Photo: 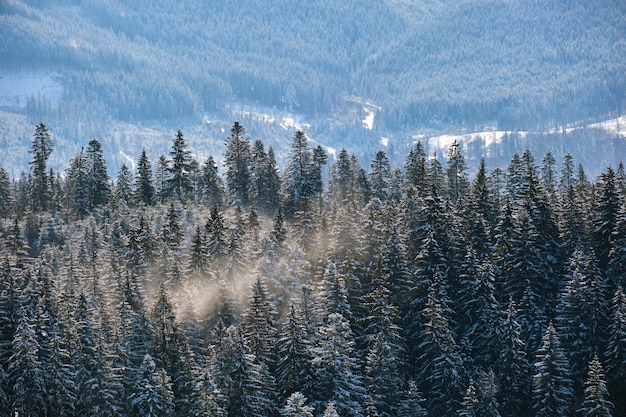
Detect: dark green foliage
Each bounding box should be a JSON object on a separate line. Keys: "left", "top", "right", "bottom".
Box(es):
{"left": 29, "top": 122, "right": 53, "bottom": 212}
{"left": 224, "top": 122, "right": 251, "bottom": 208}
{"left": 166, "top": 130, "right": 195, "bottom": 203}
{"left": 135, "top": 149, "right": 156, "bottom": 206}
{"left": 578, "top": 354, "right": 614, "bottom": 417}
{"left": 532, "top": 323, "right": 575, "bottom": 417}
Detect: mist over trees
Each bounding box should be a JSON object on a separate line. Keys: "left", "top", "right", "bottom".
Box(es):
{"left": 0, "top": 121, "right": 625, "bottom": 416}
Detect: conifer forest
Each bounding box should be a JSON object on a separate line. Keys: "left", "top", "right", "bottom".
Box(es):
{"left": 0, "top": 121, "right": 624, "bottom": 417}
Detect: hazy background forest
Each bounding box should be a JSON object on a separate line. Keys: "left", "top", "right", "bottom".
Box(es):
{"left": 1, "top": 0, "right": 626, "bottom": 178}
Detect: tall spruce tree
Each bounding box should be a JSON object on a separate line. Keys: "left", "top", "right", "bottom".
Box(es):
{"left": 605, "top": 286, "right": 626, "bottom": 415}
{"left": 167, "top": 130, "right": 194, "bottom": 203}
{"left": 29, "top": 122, "right": 53, "bottom": 212}
{"left": 578, "top": 354, "right": 614, "bottom": 417}
{"left": 224, "top": 121, "right": 252, "bottom": 208}
{"left": 85, "top": 138, "right": 111, "bottom": 210}
{"left": 532, "top": 323, "right": 575, "bottom": 417}
{"left": 135, "top": 149, "right": 156, "bottom": 206}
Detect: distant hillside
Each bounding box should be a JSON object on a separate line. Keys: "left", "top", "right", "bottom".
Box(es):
{"left": 0, "top": 0, "right": 625, "bottom": 175}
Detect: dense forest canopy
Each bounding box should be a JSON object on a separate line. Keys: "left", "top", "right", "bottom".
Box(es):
{"left": 0, "top": 121, "right": 625, "bottom": 415}
{"left": 1, "top": 0, "right": 626, "bottom": 176}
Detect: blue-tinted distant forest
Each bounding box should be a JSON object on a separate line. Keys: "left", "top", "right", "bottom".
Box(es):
{"left": 1, "top": 0, "right": 626, "bottom": 176}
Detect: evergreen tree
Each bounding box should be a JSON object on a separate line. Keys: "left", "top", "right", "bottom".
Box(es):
{"left": 0, "top": 167, "right": 12, "bottom": 218}
{"left": 532, "top": 322, "right": 575, "bottom": 417}
{"left": 396, "top": 379, "right": 428, "bottom": 417}
{"left": 135, "top": 149, "right": 155, "bottom": 206}
{"left": 199, "top": 155, "right": 225, "bottom": 209}
{"left": 446, "top": 140, "right": 469, "bottom": 205}
{"left": 369, "top": 149, "right": 392, "bottom": 202}
{"left": 114, "top": 163, "right": 134, "bottom": 209}
{"left": 188, "top": 225, "right": 208, "bottom": 278}
{"left": 540, "top": 150, "right": 557, "bottom": 203}
{"left": 131, "top": 353, "right": 174, "bottom": 417}
{"left": 9, "top": 306, "right": 46, "bottom": 417}
{"left": 281, "top": 392, "right": 314, "bottom": 417}
{"left": 311, "top": 311, "right": 366, "bottom": 417}
{"left": 495, "top": 298, "right": 531, "bottom": 417}
{"left": 417, "top": 287, "right": 465, "bottom": 417}
{"left": 224, "top": 121, "right": 252, "bottom": 207}
{"left": 557, "top": 248, "right": 609, "bottom": 393}
{"left": 594, "top": 167, "right": 622, "bottom": 275}
{"left": 154, "top": 154, "right": 170, "bottom": 204}
{"left": 607, "top": 199, "right": 626, "bottom": 296}
{"left": 64, "top": 148, "right": 90, "bottom": 217}
{"left": 85, "top": 138, "right": 111, "bottom": 210}
{"left": 605, "top": 286, "right": 626, "bottom": 415}
{"left": 404, "top": 141, "right": 428, "bottom": 195}
{"left": 578, "top": 354, "right": 614, "bottom": 417}
{"left": 458, "top": 378, "right": 479, "bottom": 417}
{"left": 29, "top": 121, "right": 53, "bottom": 212}
{"left": 210, "top": 325, "right": 268, "bottom": 417}
{"left": 283, "top": 129, "right": 322, "bottom": 217}
{"left": 276, "top": 303, "right": 315, "bottom": 404}
{"left": 167, "top": 129, "right": 194, "bottom": 203}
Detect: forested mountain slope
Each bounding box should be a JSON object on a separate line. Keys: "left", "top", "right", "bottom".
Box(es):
{"left": 1, "top": 0, "right": 625, "bottom": 175}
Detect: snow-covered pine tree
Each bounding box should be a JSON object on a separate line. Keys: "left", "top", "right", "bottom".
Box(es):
{"left": 280, "top": 392, "right": 314, "bottom": 417}
{"left": 532, "top": 322, "right": 575, "bottom": 417}
{"left": 605, "top": 286, "right": 626, "bottom": 415}
{"left": 131, "top": 353, "right": 174, "bottom": 416}
{"left": 578, "top": 354, "right": 614, "bottom": 417}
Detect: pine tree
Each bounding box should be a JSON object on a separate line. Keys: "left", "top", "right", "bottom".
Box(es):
{"left": 578, "top": 354, "right": 614, "bottom": 417}
{"left": 607, "top": 199, "right": 626, "bottom": 296}
{"left": 283, "top": 129, "right": 320, "bottom": 217}
{"left": 210, "top": 325, "right": 268, "bottom": 416}
{"left": 446, "top": 140, "right": 469, "bottom": 205}
{"left": 369, "top": 149, "right": 392, "bottom": 202}
{"left": 154, "top": 154, "right": 170, "bottom": 204}
{"left": 496, "top": 298, "right": 531, "bottom": 417}
{"left": 281, "top": 392, "right": 314, "bottom": 417}
{"left": 224, "top": 121, "right": 252, "bottom": 207}
{"left": 85, "top": 138, "right": 111, "bottom": 210}
{"left": 396, "top": 379, "right": 428, "bottom": 417}
{"left": 594, "top": 167, "right": 622, "bottom": 275}
{"left": 276, "top": 302, "right": 315, "bottom": 404}
{"left": 114, "top": 163, "right": 134, "bottom": 209}
{"left": 199, "top": 155, "right": 225, "bottom": 209}
{"left": 557, "top": 248, "right": 609, "bottom": 394}
{"left": 311, "top": 311, "right": 366, "bottom": 417}
{"left": 29, "top": 121, "right": 53, "bottom": 212}
{"left": 417, "top": 287, "right": 465, "bottom": 417}
{"left": 540, "top": 150, "right": 557, "bottom": 203}
{"left": 205, "top": 205, "right": 229, "bottom": 278}
{"left": 135, "top": 149, "right": 156, "bottom": 206}
{"left": 605, "top": 286, "right": 626, "bottom": 415}
{"left": 404, "top": 141, "right": 428, "bottom": 196}
{"left": 188, "top": 225, "right": 208, "bottom": 278}
{"left": 532, "top": 322, "right": 575, "bottom": 417}
{"left": 131, "top": 353, "right": 174, "bottom": 417}
{"left": 9, "top": 306, "right": 46, "bottom": 417}
{"left": 167, "top": 130, "right": 194, "bottom": 203}
{"left": 458, "top": 378, "right": 479, "bottom": 417}
{"left": 0, "top": 167, "right": 12, "bottom": 218}
{"left": 64, "top": 148, "right": 90, "bottom": 218}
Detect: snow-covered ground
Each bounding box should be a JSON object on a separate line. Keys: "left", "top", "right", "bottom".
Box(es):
{"left": 0, "top": 71, "right": 64, "bottom": 107}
